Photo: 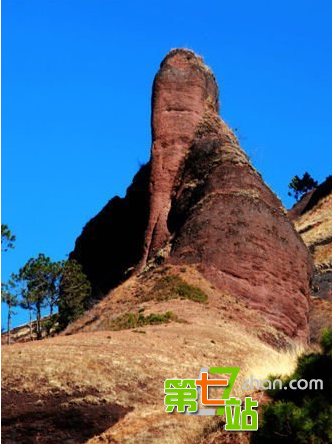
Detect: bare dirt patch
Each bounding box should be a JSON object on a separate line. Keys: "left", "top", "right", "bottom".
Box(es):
{"left": 2, "top": 389, "right": 131, "bottom": 444}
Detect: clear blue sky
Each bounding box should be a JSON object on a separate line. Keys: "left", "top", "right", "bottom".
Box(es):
{"left": 2, "top": 0, "right": 332, "bottom": 327}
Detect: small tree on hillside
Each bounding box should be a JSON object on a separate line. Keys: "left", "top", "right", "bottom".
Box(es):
{"left": 45, "top": 260, "right": 62, "bottom": 316}
{"left": 17, "top": 254, "right": 55, "bottom": 339}
{"left": 19, "top": 286, "right": 34, "bottom": 341}
{"left": 1, "top": 224, "right": 15, "bottom": 252}
{"left": 10, "top": 271, "right": 34, "bottom": 340}
{"left": 288, "top": 172, "right": 318, "bottom": 202}
{"left": 1, "top": 281, "right": 18, "bottom": 345}
{"left": 9, "top": 256, "right": 91, "bottom": 338}
{"left": 57, "top": 259, "right": 91, "bottom": 330}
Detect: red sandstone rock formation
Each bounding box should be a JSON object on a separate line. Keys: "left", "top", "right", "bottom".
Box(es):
{"left": 140, "top": 49, "right": 219, "bottom": 265}
{"left": 72, "top": 49, "right": 313, "bottom": 340}
{"left": 291, "top": 176, "right": 332, "bottom": 302}
{"left": 167, "top": 112, "right": 312, "bottom": 339}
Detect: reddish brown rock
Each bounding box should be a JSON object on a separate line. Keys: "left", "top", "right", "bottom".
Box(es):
{"left": 71, "top": 49, "right": 313, "bottom": 340}
{"left": 140, "top": 49, "right": 219, "bottom": 265}
{"left": 144, "top": 49, "right": 312, "bottom": 340}
{"left": 292, "top": 176, "right": 332, "bottom": 302}
{"left": 167, "top": 111, "right": 312, "bottom": 339}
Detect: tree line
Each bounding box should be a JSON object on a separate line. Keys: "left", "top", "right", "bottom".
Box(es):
{"left": 1, "top": 224, "right": 91, "bottom": 344}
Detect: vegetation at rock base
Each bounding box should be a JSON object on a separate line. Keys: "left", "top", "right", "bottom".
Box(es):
{"left": 252, "top": 328, "right": 332, "bottom": 444}
{"left": 144, "top": 274, "right": 208, "bottom": 303}
{"left": 107, "top": 310, "right": 181, "bottom": 331}
{"left": 288, "top": 172, "right": 318, "bottom": 202}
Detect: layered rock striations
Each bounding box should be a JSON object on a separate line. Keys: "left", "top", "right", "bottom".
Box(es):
{"left": 292, "top": 176, "right": 332, "bottom": 301}
{"left": 71, "top": 49, "right": 312, "bottom": 339}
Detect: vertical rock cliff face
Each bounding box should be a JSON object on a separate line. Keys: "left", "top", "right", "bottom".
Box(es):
{"left": 70, "top": 163, "right": 151, "bottom": 299}
{"left": 141, "top": 50, "right": 219, "bottom": 264}
{"left": 71, "top": 49, "right": 312, "bottom": 339}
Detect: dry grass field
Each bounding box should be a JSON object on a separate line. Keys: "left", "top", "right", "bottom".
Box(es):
{"left": 2, "top": 265, "right": 308, "bottom": 444}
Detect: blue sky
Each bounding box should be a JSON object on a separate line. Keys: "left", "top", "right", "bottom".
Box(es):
{"left": 2, "top": 0, "right": 332, "bottom": 327}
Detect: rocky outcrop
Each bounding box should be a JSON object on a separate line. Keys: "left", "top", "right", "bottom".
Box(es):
{"left": 167, "top": 118, "right": 312, "bottom": 339}
{"left": 292, "top": 176, "right": 332, "bottom": 301}
{"left": 140, "top": 49, "right": 219, "bottom": 265}
{"left": 291, "top": 177, "right": 332, "bottom": 341}
{"left": 71, "top": 49, "right": 312, "bottom": 339}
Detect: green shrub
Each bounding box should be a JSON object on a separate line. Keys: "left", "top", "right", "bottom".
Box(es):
{"left": 252, "top": 328, "right": 332, "bottom": 444}
{"left": 321, "top": 328, "right": 332, "bottom": 356}
{"left": 41, "top": 314, "right": 59, "bottom": 336}
{"left": 175, "top": 281, "right": 207, "bottom": 302}
{"left": 147, "top": 275, "right": 208, "bottom": 303}
{"left": 108, "top": 310, "right": 180, "bottom": 331}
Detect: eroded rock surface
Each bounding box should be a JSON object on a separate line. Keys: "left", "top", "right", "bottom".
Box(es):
{"left": 71, "top": 49, "right": 312, "bottom": 339}
{"left": 292, "top": 176, "right": 332, "bottom": 301}
{"left": 141, "top": 49, "right": 219, "bottom": 264}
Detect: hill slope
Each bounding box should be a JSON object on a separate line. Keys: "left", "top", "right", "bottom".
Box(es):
{"left": 2, "top": 265, "right": 303, "bottom": 444}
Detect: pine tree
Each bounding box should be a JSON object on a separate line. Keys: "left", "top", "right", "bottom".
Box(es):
{"left": 17, "top": 254, "right": 55, "bottom": 339}
{"left": 57, "top": 259, "right": 91, "bottom": 329}
{"left": 288, "top": 172, "right": 318, "bottom": 201}
{"left": 1, "top": 280, "right": 18, "bottom": 345}
{"left": 45, "top": 261, "right": 62, "bottom": 316}
{"left": 1, "top": 224, "right": 15, "bottom": 252}
{"left": 19, "top": 287, "right": 34, "bottom": 341}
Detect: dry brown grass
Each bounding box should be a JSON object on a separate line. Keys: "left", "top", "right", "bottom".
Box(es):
{"left": 309, "top": 297, "right": 332, "bottom": 342}
{"left": 3, "top": 325, "right": 299, "bottom": 444}
{"left": 314, "top": 243, "right": 332, "bottom": 270}
{"left": 249, "top": 342, "right": 307, "bottom": 381}
{"left": 64, "top": 265, "right": 292, "bottom": 346}
{"left": 295, "top": 194, "right": 332, "bottom": 268}
{"left": 2, "top": 265, "right": 307, "bottom": 443}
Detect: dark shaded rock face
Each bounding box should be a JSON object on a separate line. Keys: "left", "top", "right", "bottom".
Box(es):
{"left": 290, "top": 176, "right": 332, "bottom": 302}
{"left": 70, "top": 163, "right": 151, "bottom": 300}
{"left": 71, "top": 49, "right": 312, "bottom": 339}
{"left": 304, "top": 175, "right": 332, "bottom": 214}
{"left": 312, "top": 271, "right": 332, "bottom": 300}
